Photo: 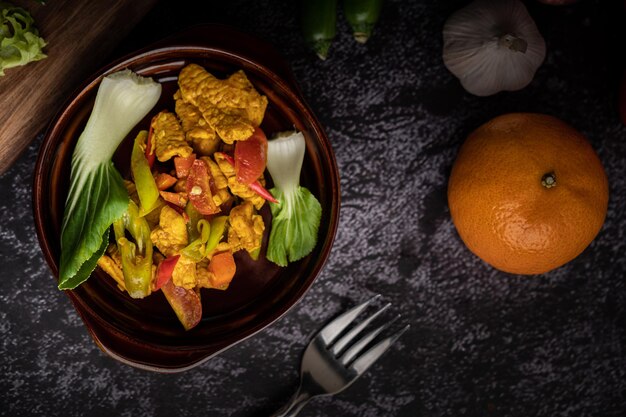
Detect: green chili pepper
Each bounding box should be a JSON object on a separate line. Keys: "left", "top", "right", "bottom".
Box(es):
{"left": 181, "top": 216, "right": 228, "bottom": 262}
{"left": 113, "top": 215, "right": 126, "bottom": 245}
{"left": 206, "top": 216, "right": 228, "bottom": 254}
{"left": 301, "top": 0, "right": 337, "bottom": 60}
{"left": 182, "top": 219, "right": 211, "bottom": 262}
{"left": 131, "top": 130, "right": 159, "bottom": 216}
{"left": 114, "top": 201, "right": 153, "bottom": 298}
{"left": 185, "top": 202, "right": 205, "bottom": 242}
{"left": 344, "top": 0, "right": 384, "bottom": 44}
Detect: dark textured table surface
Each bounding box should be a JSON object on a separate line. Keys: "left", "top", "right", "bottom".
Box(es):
{"left": 2, "top": 1, "right": 626, "bottom": 416}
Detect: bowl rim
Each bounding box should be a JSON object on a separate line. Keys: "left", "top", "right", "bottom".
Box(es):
{"left": 32, "top": 24, "right": 341, "bottom": 372}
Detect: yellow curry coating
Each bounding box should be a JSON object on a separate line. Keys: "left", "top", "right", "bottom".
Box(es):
{"left": 196, "top": 253, "right": 232, "bottom": 290}
{"left": 151, "top": 111, "right": 193, "bottom": 162}
{"left": 195, "top": 263, "right": 213, "bottom": 289}
{"left": 178, "top": 64, "right": 268, "bottom": 144}
{"left": 227, "top": 201, "right": 264, "bottom": 254}
{"left": 97, "top": 253, "right": 125, "bottom": 290}
{"left": 174, "top": 89, "right": 202, "bottom": 131}
{"left": 223, "top": 70, "right": 266, "bottom": 126}
{"left": 174, "top": 90, "right": 221, "bottom": 156}
{"left": 172, "top": 253, "right": 197, "bottom": 289}
{"left": 214, "top": 152, "right": 265, "bottom": 210}
{"left": 150, "top": 205, "right": 188, "bottom": 257}
{"left": 201, "top": 156, "right": 231, "bottom": 207}
{"left": 190, "top": 128, "right": 221, "bottom": 156}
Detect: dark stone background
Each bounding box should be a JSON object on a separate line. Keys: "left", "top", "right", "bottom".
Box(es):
{"left": 1, "top": 0, "right": 625, "bottom": 416}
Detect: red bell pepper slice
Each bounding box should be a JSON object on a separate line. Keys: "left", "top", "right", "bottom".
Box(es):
{"left": 154, "top": 254, "right": 180, "bottom": 291}
{"left": 220, "top": 152, "right": 236, "bottom": 166}
{"left": 249, "top": 181, "right": 278, "bottom": 203}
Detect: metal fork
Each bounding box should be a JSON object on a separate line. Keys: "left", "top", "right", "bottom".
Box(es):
{"left": 272, "top": 295, "right": 410, "bottom": 417}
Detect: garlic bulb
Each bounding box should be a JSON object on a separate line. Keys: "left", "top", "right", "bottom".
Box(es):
{"left": 443, "top": 0, "right": 546, "bottom": 96}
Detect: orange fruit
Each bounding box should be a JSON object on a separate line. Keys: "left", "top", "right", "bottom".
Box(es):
{"left": 447, "top": 113, "right": 609, "bottom": 275}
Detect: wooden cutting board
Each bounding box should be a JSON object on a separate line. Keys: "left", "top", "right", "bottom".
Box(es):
{"left": 0, "top": 0, "right": 158, "bottom": 174}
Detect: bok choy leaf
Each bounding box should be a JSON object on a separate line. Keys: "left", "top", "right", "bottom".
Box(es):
{"left": 266, "top": 131, "right": 322, "bottom": 266}
{"left": 58, "top": 70, "right": 161, "bottom": 290}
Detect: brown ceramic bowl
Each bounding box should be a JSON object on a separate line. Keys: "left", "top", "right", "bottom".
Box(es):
{"left": 33, "top": 25, "right": 340, "bottom": 372}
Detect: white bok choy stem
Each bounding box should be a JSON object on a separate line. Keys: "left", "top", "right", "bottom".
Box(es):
{"left": 58, "top": 70, "right": 161, "bottom": 290}
{"left": 266, "top": 131, "right": 322, "bottom": 267}
{"left": 266, "top": 131, "right": 306, "bottom": 192}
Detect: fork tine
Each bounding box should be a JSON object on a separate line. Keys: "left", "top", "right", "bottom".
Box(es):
{"left": 330, "top": 303, "right": 391, "bottom": 356}
{"left": 349, "top": 324, "right": 410, "bottom": 375}
{"left": 339, "top": 315, "right": 400, "bottom": 366}
{"left": 319, "top": 294, "right": 381, "bottom": 346}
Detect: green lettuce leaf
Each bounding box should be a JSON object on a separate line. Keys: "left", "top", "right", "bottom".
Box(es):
{"left": 0, "top": 1, "right": 46, "bottom": 76}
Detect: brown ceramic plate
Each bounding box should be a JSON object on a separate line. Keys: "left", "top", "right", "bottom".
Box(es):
{"left": 33, "top": 25, "right": 340, "bottom": 372}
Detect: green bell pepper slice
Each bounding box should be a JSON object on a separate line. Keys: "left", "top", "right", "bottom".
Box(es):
{"left": 185, "top": 202, "right": 205, "bottom": 242}
{"left": 181, "top": 219, "right": 211, "bottom": 262}
{"left": 206, "top": 216, "right": 228, "bottom": 253}
{"left": 181, "top": 215, "right": 228, "bottom": 262}
{"left": 131, "top": 130, "right": 159, "bottom": 216}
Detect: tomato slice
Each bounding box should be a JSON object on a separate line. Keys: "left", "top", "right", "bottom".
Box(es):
{"left": 174, "top": 154, "right": 196, "bottom": 178}
{"left": 218, "top": 151, "right": 278, "bottom": 203}
{"left": 235, "top": 127, "right": 268, "bottom": 184}
{"left": 159, "top": 191, "right": 188, "bottom": 208}
{"left": 154, "top": 172, "right": 178, "bottom": 191}
{"left": 154, "top": 255, "right": 180, "bottom": 291}
{"left": 186, "top": 159, "right": 219, "bottom": 215}
{"left": 161, "top": 278, "right": 202, "bottom": 330}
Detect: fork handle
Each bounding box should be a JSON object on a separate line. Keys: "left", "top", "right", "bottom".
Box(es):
{"left": 272, "top": 389, "right": 312, "bottom": 417}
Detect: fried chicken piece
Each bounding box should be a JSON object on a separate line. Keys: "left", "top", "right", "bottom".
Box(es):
{"left": 171, "top": 253, "right": 197, "bottom": 289}
{"left": 177, "top": 64, "right": 267, "bottom": 144}
{"left": 227, "top": 201, "right": 264, "bottom": 254}
{"left": 224, "top": 71, "right": 266, "bottom": 126}
{"left": 151, "top": 111, "right": 193, "bottom": 162}
{"left": 200, "top": 156, "right": 232, "bottom": 207}
{"left": 214, "top": 152, "right": 265, "bottom": 210}
{"left": 150, "top": 205, "right": 188, "bottom": 257}
{"left": 174, "top": 90, "right": 221, "bottom": 156}
{"left": 98, "top": 255, "right": 125, "bottom": 290}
